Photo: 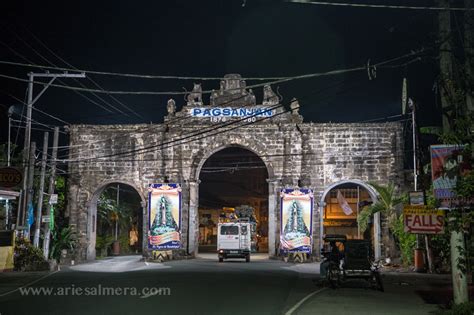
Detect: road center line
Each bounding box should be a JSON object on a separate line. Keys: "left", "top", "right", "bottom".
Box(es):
{"left": 0, "top": 270, "right": 59, "bottom": 297}
{"left": 284, "top": 287, "right": 327, "bottom": 315}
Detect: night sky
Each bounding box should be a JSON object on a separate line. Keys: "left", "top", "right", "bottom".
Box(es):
{"left": 0, "top": 0, "right": 453, "bottom": 147}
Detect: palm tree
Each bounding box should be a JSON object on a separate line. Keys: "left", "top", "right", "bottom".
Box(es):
{"left": 357, "top": 183, "right": 404, "bottom": 233}
{"left": 97, "top": 195, "right": 131, "bottom": 241}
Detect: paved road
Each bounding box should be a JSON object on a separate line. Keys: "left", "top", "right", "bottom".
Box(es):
{"left": 0, "top": 255, "right": 447, "bottom": 315}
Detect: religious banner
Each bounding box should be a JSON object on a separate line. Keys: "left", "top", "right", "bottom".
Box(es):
{"left": 148, "top": 183, "right": 182, "bottom": 250}
{"left": 280, "top": 188, "right": 313, "bottom": 253}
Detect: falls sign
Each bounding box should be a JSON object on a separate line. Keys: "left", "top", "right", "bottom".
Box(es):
{"left": 403, "top": 205, "right": 445, "bottom": 234}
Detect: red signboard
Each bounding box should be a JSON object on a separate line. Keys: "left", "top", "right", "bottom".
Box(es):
{"left": 403, "top": 205, "right": 445, "bottom": 234}
{"left": 0, "top": 167, "right": 23, "bottom": 188}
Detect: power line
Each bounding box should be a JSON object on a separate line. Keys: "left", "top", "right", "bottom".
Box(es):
{"left": 23, "top": 27, "right": 144, "bottom": 120}
{"left": 7, "top": 27, "right": 135, "bottom": 118}
{"left": 61, "top": 56, "right": 412, "bottom": 162}
{"left": 59, "top": 77, "right": 351, "bottom": 158}
{"left": 52, "top": 64, "right": 365, "bottom": 158}
{"left": 1, "top": 89, "right": 72, "bottom": 125}
{"left": 0, "top": 66, "right": 364, "bottom": 95}
{"left": 0, "top": 48, "right": 424, "bottom": 95}
{"left": 287, "top": 0, "right": 474, "bottom": 11}
{"left": 62, "top": 83, "right": 407, "bottom": 164}
{"left": 53, "top": 152, "right": 409, "bottom": 176}
{"left": 54, "top": 90, "right": 268, "bottom": 156}
{"left": 0, "top": 39, "right": 124, "bottom": 116}
{"left": 0, "top": 60, "right": 289, "bottom": 81}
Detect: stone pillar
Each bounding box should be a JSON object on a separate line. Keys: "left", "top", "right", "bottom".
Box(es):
{"left": 374, "top": 212, "right": 381, "bottom": 260}
{"left": 267, "top": 178, "right": 280, "bottom": 257}
{"left": 282, "top": 130, "right": 293, "bottom": 186}
{"left": 141, "top": 200, "right": 148, "bottom": 257}
{"left": 188, "top": 180, "right": 200, "bottom": 256}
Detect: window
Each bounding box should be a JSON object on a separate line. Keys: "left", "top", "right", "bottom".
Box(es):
{"left": 220, "top": 225, "right": 239, "bottom": 235}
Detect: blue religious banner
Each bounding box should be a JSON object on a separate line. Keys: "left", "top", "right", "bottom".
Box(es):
{"left": 280, "top": 188, "right": 313, "bottom": 253}
{"left": 148, "top": 183, "right": 182, "bottom": 250}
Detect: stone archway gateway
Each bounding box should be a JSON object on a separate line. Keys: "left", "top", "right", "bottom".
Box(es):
{"left": 319, "top": 179, "right": 381, "bottom": 259}
{"left": 84, "top": 180, "right": 147, "bottom": 260}
{"left": 192, "top": 145, "right": 271, "bottom": 255}
{"left": 67, "top": 74, "right": 404, "bottom": 261}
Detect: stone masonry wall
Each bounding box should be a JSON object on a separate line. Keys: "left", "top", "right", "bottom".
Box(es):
{"left": 67, "top": 117, "right": 403, "bottom": 261}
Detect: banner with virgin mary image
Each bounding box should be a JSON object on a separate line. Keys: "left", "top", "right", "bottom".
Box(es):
{"left": 148, "top": 183, "right": 182, "bottom": 250}
{"left": 280, "top": 188, "right": 313, "bottom": 253}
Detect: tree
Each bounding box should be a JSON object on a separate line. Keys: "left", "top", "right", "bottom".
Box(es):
{"left": 97, "top": 192, "right": 131, "bottom": 241}
{"left": 357, "top": 183, "right": 404, "bottom": 233}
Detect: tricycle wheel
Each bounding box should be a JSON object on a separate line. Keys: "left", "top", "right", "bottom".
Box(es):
{"left": 375, "top": 272, "right": 384, "bottom": 292}
{"left": 327, "top": 264, "right": 340, "bottom": 289}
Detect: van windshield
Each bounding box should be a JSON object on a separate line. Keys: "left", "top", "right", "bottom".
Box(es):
{"left": 220, "top": 226, "right": 239, "bottom": 235}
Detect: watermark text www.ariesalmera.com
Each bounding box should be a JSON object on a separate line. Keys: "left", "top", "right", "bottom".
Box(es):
{"left": 19, "top": 285, "right": 171, "bottom": 299}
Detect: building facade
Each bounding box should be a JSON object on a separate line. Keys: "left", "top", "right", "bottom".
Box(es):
{"left": 66, "top": 74, "right": 404, "bottom": 261}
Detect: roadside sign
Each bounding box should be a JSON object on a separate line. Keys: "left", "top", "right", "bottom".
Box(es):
{"left": 49, "top": 194, "right": 58, "bottom": 204}
{"left": 41, "top": 216, "right": 50, "bottom": 223}
{"left": 0, "top": 167, "right": 22, "bottom": 188}
{"left": 403, "top": 205, "right": 445, "bottom": 234}
{"left": 409, "top": 191, "right": 425, "bottom": 205}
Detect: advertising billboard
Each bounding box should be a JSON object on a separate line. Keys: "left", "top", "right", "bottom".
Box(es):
{"left": 148, "top": 183, "right": 182, "bottom": 250}
{"left": 430, "top": 144, "right": 472, "bottom": 209}
{"left": 280, "top": 188, "right": 313, "bottom": 253}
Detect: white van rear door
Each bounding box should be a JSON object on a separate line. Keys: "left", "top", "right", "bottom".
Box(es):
{"left": 218, "top": 225, "right": 240, "bottom": 250}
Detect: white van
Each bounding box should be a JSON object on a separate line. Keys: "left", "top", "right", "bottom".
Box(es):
{"left": 217, "top": 222, "right": 251, "bottom": 262}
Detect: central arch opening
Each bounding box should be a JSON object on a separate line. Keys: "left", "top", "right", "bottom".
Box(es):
{"left": 198, "top": 147, "right": 269, "bottom": 254}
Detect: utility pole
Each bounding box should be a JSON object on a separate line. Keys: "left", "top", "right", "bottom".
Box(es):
{"left": 43, "top": 127, "right": 59, "bottom": 259}
{"left": 19, "top": 72, "right": 85, "bottom": 234}
{"left": 437, "top": 0, "right": 453, "bottom": 132}
{"left": 6, "top": 108, "right": 12, "bottom": 229}
{"left": 436, "top": 0, "right": 469, "bottom": 304}
{"left": 33, "top": 132, "right": 49, "bottom": 247}
{"left": 409, "top": 98, "right": 424, "bottom": 272}
{"left": 465, "top": 0, "right": 473, "bottom": 112}
{"left": 25, "top": 141, "right": 36, "bottom": 238}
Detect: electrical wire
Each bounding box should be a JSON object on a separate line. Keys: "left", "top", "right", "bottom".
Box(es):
{"left": 287, "top": 0, "right": 474, "bottom": 11}
{"left": 61, "top": 59, "right": 412, "bottom": 162}
{"left": 1, "top": 89, "right": 72, "bottom": 125}
{"left": 7, "top": 28, "right": 135, "bottom": 118}
{"left": 59, "top": 77, "right": 352, "bottom": 158}
{"left": 54, "top": 50, "right": 425, "bottom": 158}
{"left": 0, "top": 60, "right": 289, "bottom": 81}
{"left": 0, "top": 48, "right": 424, "bottom": 95}
{"left": 0, "top": 39, "right": 125, "bottom": 116}
{"left": 63, "top": 89, "right": 407, "bottom": 164}
{"left": 23, "top": 27, "right": 144, "bottom": 119}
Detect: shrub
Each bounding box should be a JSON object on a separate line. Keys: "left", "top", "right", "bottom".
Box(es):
{"left": 14, "top": 238, "right": 49, "bottom": 271}
{"left": 96, "top": 235, "right": 114, "bottom": 258}
{"left": 435, "top": 302, "right": 474, "bottom": 315}
{"left": 392, "top": 214, "right": 417, "bottom": 265}
{"left": 50, "top": 226, "right": 77, "bottom": 263}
